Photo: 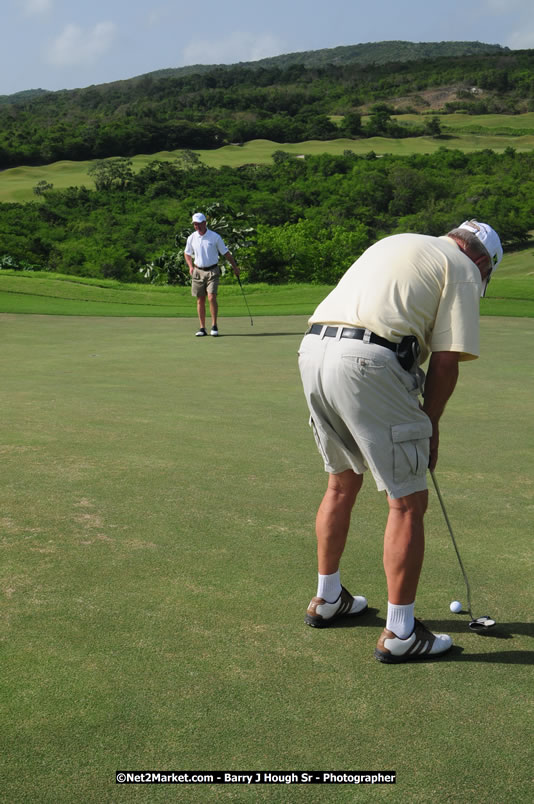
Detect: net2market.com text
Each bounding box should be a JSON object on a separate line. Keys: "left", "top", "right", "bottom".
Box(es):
{"left": 116, "top": 770, "right": 396, "bottom": 785}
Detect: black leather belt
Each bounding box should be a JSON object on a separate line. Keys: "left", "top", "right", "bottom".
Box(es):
{"left": 195, "top": 264, "right": 218, "bottom": 270}
{"left": 307, "top": 323, "right": 398, "bottom": 352}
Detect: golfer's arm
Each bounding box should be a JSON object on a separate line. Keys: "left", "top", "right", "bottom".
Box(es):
{"left": 422, "top": 351, "right": 460, "bottom": 425}
{"left": 184, "top": 252, "right": 194, "bottom": 272}
{"left": 224, "top": 250, "right": 239, "bottom": 274}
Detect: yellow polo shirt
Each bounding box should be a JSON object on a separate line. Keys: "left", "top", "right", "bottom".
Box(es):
{"left": 309, "top": 234, "right": 481, "bottom": 363}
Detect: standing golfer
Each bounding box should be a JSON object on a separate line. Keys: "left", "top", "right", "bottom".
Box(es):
{"left": 298, "top": 220, "right": 503, "bottom": 663}
{"left": 184, "top": 213, "right": 240, "bottom": 336}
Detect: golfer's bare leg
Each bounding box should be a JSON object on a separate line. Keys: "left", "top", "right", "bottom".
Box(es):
{"left": 316, "top": 470, "right": 363, "bottom": 575}
{"left": 197, "top": 296, "right": 206, "bottom": 329}
{"left": 208, "top": 294, "right": 218, "bottom": 328}
{"left": 384, "top": 490, "right": 428, "bottom": 605}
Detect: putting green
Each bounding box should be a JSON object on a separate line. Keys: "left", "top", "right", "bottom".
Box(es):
{"left": 1, "top": 313, "right": 532, "bottom": 802}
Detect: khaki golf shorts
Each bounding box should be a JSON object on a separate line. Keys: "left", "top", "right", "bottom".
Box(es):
{"left": 191, "top": 266, "right": 220, "bottom": 297}
{"left": 298, "top": 330, "right": 432, "bottom": 499}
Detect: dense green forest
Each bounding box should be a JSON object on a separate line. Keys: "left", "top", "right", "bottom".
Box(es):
{"left": 1, "top": 41, "right": 533, "bottom": 286}
{"left": 1, "top": 148, "right": 531, "bottom": 284}
{"left": 1, "top": 46, "right": 534, "bottom": 168}
{"left": 145, "top": 40, "right": 507, "bottom": 78}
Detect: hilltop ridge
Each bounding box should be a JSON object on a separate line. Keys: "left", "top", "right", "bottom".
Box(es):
{"left": 144, "top": 39, "right": 506, "bottom": 80}
{"left": 1, "top": 39, "right": 529, "bottom": 169}
{"left": 0, "top": 40, "right": 507, "bottom": 100}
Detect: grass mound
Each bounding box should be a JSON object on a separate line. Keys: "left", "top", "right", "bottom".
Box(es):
{"left": 1, "top": 242, "right": 533, "bottom": 319}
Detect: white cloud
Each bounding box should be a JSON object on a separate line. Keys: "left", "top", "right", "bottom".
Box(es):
{"left": 47, "top": 22, "right": 117, "bottom": 66}
{"left": 478, "top": 0, "right": 534, "bottom": 48}
{"left": 23, "top": 0, "right": 53, "bottom": 15}
{"left": 506, "top": 27, "right": 534, "bottom": 48}
{"left": 182, "top": 31, "right": 285, "bottom": 66}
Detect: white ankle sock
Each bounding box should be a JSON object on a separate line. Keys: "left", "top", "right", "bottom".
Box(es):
{"left": 317, "top": 571, "right": 342, "bottom": 603}
{"left": 386, "top": 602, "right": 415, "bottom": 639}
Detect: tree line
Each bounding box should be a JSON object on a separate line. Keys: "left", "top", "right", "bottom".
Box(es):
{"left": 1, "top": 49, "right": 534, "bottom": 168}
{"left": 1, "top": 147, "right": 531, "bottom": 285}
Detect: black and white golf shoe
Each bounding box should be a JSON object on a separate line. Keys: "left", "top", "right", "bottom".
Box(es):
{"left": 305, "top": 586, "right": 368, "bottom": 628}
{"left": 375, "top": 619, "right": 452, "bottom": 663}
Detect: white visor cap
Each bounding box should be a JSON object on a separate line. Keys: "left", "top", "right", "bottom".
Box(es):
{"left": 457, "top": 220, "right": 503, "bottom": 297}
{"left": 192, "top": 213, "right": 206, "bottom": 223}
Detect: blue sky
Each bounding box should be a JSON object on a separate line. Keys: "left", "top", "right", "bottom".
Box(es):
{"left": 3, "top": 0, "right": 534, "bottom": 96}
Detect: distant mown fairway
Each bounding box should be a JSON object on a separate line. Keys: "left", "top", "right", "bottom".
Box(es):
{"left": 1, "top": 313, "right": 532, "bottom": 803}
{"left": 2, "top": 113, "right": 534, "bottom": 203}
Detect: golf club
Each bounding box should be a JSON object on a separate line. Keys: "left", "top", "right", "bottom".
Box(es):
{"left": 237, "top": 275, "right": 253, "bottom": 326}
{"left": 430, "top": 470, "right": 496, "bottom": 631}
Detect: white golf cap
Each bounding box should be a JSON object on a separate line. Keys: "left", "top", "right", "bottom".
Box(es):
{"left": 192, "top": 212, "right": 206, "bottom": 223}
{"left": 458, "top": 220, "right": 503, "bottom": 271}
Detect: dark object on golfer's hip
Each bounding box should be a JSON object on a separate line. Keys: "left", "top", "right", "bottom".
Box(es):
{"left": 430, "top": 470, "right": 496, "bottom": 632}
{"left": 396, "top": 335, "right": 420, "bottom": 371}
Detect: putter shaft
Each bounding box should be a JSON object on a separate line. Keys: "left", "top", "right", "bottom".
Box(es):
{"left": 237, "top": 276, "right": 253, "bottom": 326}
{"left": 430, "top": 470, "right": 474, "bottom": 620}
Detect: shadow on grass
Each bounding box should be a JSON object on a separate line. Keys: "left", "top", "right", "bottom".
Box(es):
{"left": 387, "top": 645, "right": 534, "bottom": 664}
{"left": 322, "top": 609, "right": 534, "bottom": 665}
{"left": 425, "top": 620, "right": 534, "bottom": 639}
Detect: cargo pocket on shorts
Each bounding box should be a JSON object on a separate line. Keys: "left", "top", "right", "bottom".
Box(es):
{"left": 391, "top": 420, "right": 432, "bottom": 484}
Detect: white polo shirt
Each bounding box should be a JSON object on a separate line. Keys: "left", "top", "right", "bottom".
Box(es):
{"left": 309, "top": 234, "right": 482, "bottom": 363}
{"left": 184, "top": 229, "right": 228, "bottom": 268}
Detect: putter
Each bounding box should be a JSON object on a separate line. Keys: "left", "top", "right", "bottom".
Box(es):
{"left": 430, "top": 470, "right": 496, "bottom": 631}
{"left": 237, "top": 275, "right": 253, "bottom": 326}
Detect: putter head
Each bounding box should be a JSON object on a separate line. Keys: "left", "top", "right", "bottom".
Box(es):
{"left": 469, "top": 615, "right": 496, "bottom": 631}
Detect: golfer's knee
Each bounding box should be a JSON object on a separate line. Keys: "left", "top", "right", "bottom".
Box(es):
{"left": 388, "top": 489, "right": 428, "bottom": 519}
{"left": 327, "top": 470, "right": 363, "bottom": 504}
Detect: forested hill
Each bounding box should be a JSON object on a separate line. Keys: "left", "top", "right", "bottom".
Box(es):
{"left": 0, "top": 40, "right": 507, "bottom": 98}
{"left": 1, "top": 41, "right": 532, "bottom": 169}
{"left": 145, "top": 40, "right": 507, "bottom": 79}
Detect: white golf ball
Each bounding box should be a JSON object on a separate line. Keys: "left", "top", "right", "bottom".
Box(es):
{"left": 450, "top": 600, "right": 462, "bottom": 613}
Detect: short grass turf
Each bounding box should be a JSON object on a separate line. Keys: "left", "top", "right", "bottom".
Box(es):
{"left": 0, "top": 273, "right": 325, "bottom": 318}
{"left": 1, "top": 314, "right": 533, "bottom": 803}
{"left": 1, "top": 240, "right": 533, "bottom": 319}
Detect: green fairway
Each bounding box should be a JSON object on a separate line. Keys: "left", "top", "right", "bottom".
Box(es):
{"left": 3, "top": 117, "right": 534, "bottom": 203}
{"left": 1, "top": 313, "right": 532, "bottom": 803}
{"left": 197, "top": 132, "right": 534, "bottom": 169}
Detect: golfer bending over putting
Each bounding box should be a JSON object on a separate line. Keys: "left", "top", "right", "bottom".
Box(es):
{"left": 298, "top": 220, "right": 503, "bottom": 663}
{"left": 184, "top": 213, "right": 240, "bottom": 337}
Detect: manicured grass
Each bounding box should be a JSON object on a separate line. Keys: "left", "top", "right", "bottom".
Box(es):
{"left": 3, "top": 116, "right": 534, "bottom": 203}
{"left": 1, "top": 313, "right": 532, "bottom": 803}
{"left": 1, "top": 239, "right": 533, "bottom": 319}
{"left": 0, "top": 159, "right": 98, "bottom": 203}
{"left": 0, "top": 273, "right": 327, "bottom": 317}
